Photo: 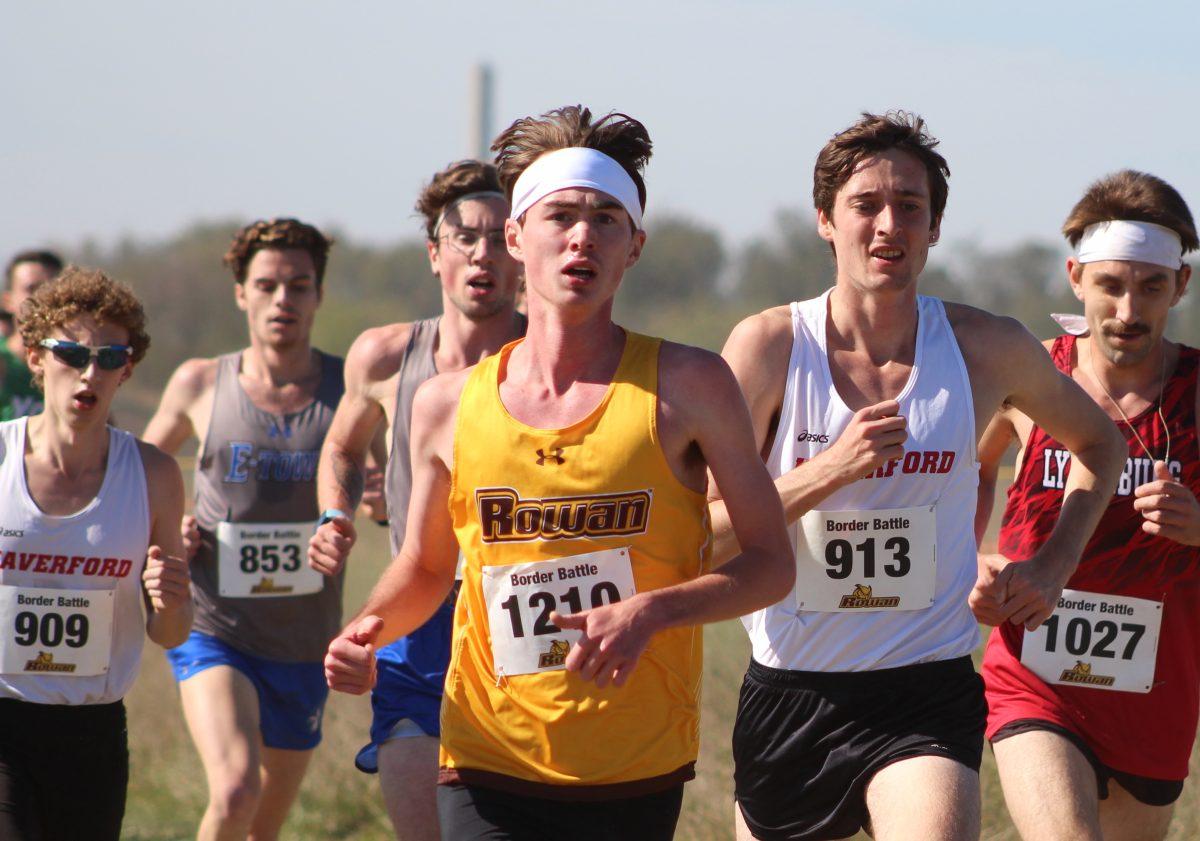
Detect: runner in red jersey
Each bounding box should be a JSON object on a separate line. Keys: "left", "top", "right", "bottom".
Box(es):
{"left": 973, "top": 170, "right": 1200, "bottom": 840}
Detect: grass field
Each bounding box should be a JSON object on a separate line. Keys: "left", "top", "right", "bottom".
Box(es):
{"left": 119, "top": 517, "right": 1200, "bottom": 840}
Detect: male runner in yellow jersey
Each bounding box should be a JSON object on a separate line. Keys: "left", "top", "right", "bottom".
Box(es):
{"left": 325, "top": 105, "right": 794, "bottom": 840}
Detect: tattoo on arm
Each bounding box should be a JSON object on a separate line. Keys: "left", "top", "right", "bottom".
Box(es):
{"left": 333, "top": 450, "right": 365, "bottom": 509}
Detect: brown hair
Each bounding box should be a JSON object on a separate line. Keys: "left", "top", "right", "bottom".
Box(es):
{"left": 223, "top": 218, "right": 334, "bottom": 285}
{"left": 1063, "top": 170, "right": 1198, "bottom": 253}
{"left": 814, "top": 111, "right": 950, "bottom": 229}
{"left": 5, "top": 250, "right": 63, "bottom": 290}
{"left": 20, "top": 266, "right": 150, "bottom": 387}
{"left": 491, "top": 105, "right": 652, "bottom": 213}
{"left": 415, "top": 160, "right": 506, "bottom": 241}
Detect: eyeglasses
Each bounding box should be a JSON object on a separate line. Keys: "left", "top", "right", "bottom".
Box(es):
{"left": 39, "top": 339, "right": 132, "bottom": 370}
{"left": 439, "top": 229, "right": 507, "bottom": 259}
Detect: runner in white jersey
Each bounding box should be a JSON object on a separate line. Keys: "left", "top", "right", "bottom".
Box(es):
{"left": 143, "top": 218, "right": 342, "bottom": 841}
{"left": 710, "top": 111, "right": 1127, "bottom": 841}
{"left": 0, "top": 267, "right": 191, "bottom": 840}
{"left": 309, "top": 159, "right": 524, "bottom": 840}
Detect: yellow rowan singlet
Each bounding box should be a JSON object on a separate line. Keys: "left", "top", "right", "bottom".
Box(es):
{"left": 440, "top": 331, "right": 711, "bottom": 799}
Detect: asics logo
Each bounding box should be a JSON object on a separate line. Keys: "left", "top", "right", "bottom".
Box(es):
{"left": 797, "top": 430, "right": 830, "bottom": 443}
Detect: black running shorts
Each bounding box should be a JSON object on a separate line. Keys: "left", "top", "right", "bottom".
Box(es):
{"left": 0, "top": 697, "right": 129, "bottom": 841}
{"left": 734, "top": 656, "right": 986, "bottom": 841}
{"left": 437, "top": 781, "right": 684, "bottom": 841}
{"left": 992, "top": 719, "right": 1184, "bottom": 807}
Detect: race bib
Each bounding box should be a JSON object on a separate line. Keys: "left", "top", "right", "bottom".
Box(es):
{"left": 217, "top": 521, "right": 323, "bottom": 598}
{"left": 482, "top": 547, "right": 636, "bottom": 677}
{"left": 1021, "top": 589, "right": 1162, "bottom": 694}
{"left": 0, "top": 585, "right": 115, "bottom": 677}
{"left": 795, "top": 505, "right": 936, "bottom": 612}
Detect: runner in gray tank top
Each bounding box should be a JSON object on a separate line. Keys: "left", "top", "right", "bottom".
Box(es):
{"left": 144, "top": 218, "right": 342, "bottom": 841}
{"left": 309, "top": 161, "right": 524, "bottom": 841}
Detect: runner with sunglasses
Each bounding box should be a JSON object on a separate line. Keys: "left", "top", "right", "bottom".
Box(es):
{"left": 143, "top": 218, "right": 343, "bottom": 840}
{"left": 0, "top": 266, "right": 192, "bottom": 840}
{"left": 309, "top": 160, "right": 524, "bottom": 840}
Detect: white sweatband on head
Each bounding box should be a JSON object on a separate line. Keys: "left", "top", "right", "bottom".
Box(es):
{"left": 1077, "top": 220, "right": 1183, "bottom": 269}
{"left": 509, "top": 147, "right": 644, "bottom": 231}
{"left": 432, "top": 191, "right": 507, "bottom": 238}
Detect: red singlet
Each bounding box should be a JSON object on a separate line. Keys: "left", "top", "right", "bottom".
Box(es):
{"left": 982, "top": 335, "right": 1200, "bottom": 780}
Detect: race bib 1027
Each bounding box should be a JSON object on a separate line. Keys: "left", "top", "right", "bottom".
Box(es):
{"left": 481, "top": 547, "right": 636, "bottom": 678}
{"left": 0, "top": 584, "right": 115, "bottom": 676}
{"left": 795, "top": 505, "right": 937, "bottom": 612}
{"left": 1021, "top": 589, "right": 1162, "bottom": 694}
{"left": 217, "top": 521, "right": 324, "bottom": 598}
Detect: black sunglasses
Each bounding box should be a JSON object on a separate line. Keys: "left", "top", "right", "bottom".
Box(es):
{"left": 39, "top": 339, "right": 132, "bottom": 371}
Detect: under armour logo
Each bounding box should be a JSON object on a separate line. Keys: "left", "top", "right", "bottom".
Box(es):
{"left": 267, "top": 422, "right": 292, "bottom": 439}
{"left": 535, "top": 448, "right": 565, "bottom": 466}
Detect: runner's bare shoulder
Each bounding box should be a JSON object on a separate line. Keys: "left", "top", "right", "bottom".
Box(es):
{"left": 344, "top": 322, "right": 416, "bottom": 386}
{"left": 161, "top": 357, "right": 220, "bottom": 407}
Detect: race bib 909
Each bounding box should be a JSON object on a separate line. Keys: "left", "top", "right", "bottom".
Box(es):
{"left": 0, "top": 584, "right": 115, "bottom": 676}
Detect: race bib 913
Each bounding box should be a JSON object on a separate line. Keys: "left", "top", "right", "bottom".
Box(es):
{"left": 795, "top": 505, "right": 937, "bottom": 612}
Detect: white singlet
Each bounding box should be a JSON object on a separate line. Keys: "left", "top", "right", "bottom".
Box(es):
{"left": 0, "top": 418, "right": 152, "bottom": 704}
{"left": 743, "top": 291, "right": 980, "bottom": 671}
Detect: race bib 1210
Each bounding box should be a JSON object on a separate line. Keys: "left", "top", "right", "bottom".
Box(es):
{"left": 481, "top": 547, "right": 636, "bottom": 678}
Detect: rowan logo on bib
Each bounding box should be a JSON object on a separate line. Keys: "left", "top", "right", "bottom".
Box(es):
{"left": 477, "top": 488, "right": 652, "bottom": 543}
{"left": 250, "top": 577, "right": 294, "bottom": 595}
{"left": 1058, "top": 660, "right": 1116, "bottom": 688}
{"left": 538, "top": 640, "right": 571, "bottom": 668}
{"left": 838, "top": 583, "right": 901, "bottom": 609}
{"left": 24, "top": 651, "right": 76, "bottom": 673}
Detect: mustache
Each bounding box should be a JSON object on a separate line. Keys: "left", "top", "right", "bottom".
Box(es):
{"left": 1100, "top": 321, "right": 1151, "bottom": 336}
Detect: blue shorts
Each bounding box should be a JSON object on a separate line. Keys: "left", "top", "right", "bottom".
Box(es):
{"left": 354, "top": 600, "right": 454, "bottom": 773}
{"left": 166, "top": 631, "right": 327, "bottom": 751}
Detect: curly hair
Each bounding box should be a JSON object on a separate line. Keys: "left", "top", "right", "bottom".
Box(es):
{"left": 1063, "top": 170, "right": 1198, "bottom": 253}
{"left": 814, "top": 111, "right": 950, "bottom": 229}
{"left": 223, "top": 218, "right": 334, "bottom": 285}
{"left": 415, "top": 160, "right": 506, "bottom": 241}
{"left": 20, "top": 266, "right": 150, "bottom": 388}
{"left": 491, "top": 105, "right": 652, "bottom": 212}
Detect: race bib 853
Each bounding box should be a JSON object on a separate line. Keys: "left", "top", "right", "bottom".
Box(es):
{"left": 217, "top": 521, "right": 324, "bottom": 598}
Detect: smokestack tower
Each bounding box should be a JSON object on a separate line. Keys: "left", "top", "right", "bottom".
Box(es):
{"left": 469, "top": 64, "right": 494, "bottom": 161}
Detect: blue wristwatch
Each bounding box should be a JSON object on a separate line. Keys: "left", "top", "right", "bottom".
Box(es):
{"left": 318, "top": 508, "right": 348, "bottom": 526}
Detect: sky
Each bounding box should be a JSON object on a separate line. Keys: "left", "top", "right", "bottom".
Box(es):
{"left": 4, "top": 1, "right": 1198, "bottom": 262}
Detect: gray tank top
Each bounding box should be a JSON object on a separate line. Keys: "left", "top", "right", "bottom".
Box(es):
{"left": 385, "top": 318, "right": 441, "bottom": 556}
{"left": 192, "top": 350, "right": 345, "bottom": 662}
{"left": 385, "top": 315, "right": 527, "bottom": 553}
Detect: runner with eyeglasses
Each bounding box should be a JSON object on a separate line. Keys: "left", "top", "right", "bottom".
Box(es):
{"left": 0, "top": 266, "right": 192, "bottom": 841}
{"left": 975, "top": 171, "right": 1200, "bottom": 841}
{"left": 143, "top": 218, "right": 344, "bottom": 840}
{"left": 309, "top": 160, "right": 524, "bottom": 840}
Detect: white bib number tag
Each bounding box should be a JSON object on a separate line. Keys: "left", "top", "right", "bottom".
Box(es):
{"left": 1021, "top": 589, "right": 1162, "bottom": 694}
{"left": 217, "top": 521, "right": 323, "bottom": 598}
{"left": 482, "top": 547, "right": 636, "bottom": 678}
{"left": 0, "top": 585, "right": 115, "bottom": 676}
{"left": 795, "top": 505, "right": 936, "bottom": 612}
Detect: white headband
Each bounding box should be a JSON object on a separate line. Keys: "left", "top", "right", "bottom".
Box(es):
{"left": 1077, "top": 220, "right": 1184, "bottom": 270}
{"left": 510, "top": 147, "right": 643, "bottom": 231}
{"left": 431, "top": 190, "right": 507, "bottom": 238}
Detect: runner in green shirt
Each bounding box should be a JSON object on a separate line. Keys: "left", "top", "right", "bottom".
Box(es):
{"left": 0, "top": 250, "right": 62, "bottom": 419}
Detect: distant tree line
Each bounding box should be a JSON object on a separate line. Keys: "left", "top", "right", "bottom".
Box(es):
{"left": 56, "top": 212, "right": 1199, "bottom": 422}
